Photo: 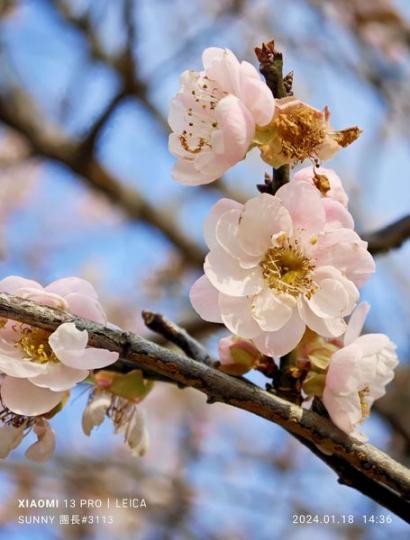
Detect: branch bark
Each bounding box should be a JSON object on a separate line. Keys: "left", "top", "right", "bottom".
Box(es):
{"left": 364, "top": 215, "right": 410, "bottom": 255}
{"left": 0, "top": 292, "right": 409, "bottom": 521}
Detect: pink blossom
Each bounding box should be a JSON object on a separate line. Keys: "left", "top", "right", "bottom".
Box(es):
{"left": 169, "top": 47, "right": 275, "bottom": 185}
{"left": 190, "top": 184, "right": 372, "bottom": 357}
{"left": 0, "top": 276, "right": 119, "bottom": 416}
{"left": 323, "top": 303, "right": 399, "bottom": 439}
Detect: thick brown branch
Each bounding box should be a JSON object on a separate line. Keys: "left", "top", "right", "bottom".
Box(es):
{"left": 364, "top": 215, "right": 410, "bottom": 255}
{"left": 0, "top": 293, "right": 409, "bottom": 521}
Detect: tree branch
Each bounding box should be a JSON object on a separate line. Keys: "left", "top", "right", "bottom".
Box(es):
{"left": 364, "top": 215, "right": 410, "bottom": 255}
{"left": 0, "top": 91, "right": 205, "bottom": 267}
{"left": 142, "top": 310, "right": 213, "bottom": 366}
{"left": 0, "top": 292, "right": 409, "bottom": 521}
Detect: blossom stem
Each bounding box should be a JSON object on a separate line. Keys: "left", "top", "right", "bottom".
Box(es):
{"left": 255, "top": 40, "right": 290, "bottom": 194}
{"left": 142, "top": 310, "right": 213, "bottom": 366}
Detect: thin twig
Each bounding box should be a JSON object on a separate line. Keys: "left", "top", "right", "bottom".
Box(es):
{"left": 142, "top": 310, "right": 213, "bottom": 366}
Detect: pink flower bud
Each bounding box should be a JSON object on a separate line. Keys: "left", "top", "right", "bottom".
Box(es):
{"left": 218, "top": 336, "right": 262, "bottom": 375}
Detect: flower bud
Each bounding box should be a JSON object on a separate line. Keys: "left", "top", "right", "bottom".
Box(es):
{"left": 218, "top": 336, "right": 262, "bottom": 375}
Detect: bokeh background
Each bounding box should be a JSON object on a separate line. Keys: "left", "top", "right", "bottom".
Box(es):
{"left": 0, "top": 0, "right": 409, "bottom": 538}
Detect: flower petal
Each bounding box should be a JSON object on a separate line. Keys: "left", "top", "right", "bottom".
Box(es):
{"left": 276, "top": 181, "right": 326, "bottom": 240}
{"left": 215, "top": 95, "right": 255, "bottom": 163}
{"left": 45, "top": 277, "right": 98, "bottom": 299}
{"left": 204, "top": 198, "right": 242, "bottom": 251}
{"left": 0, "top": 352, "right": 48, "bottom": 378}
{"left": 216, "top": 208, "right": 261, "bottom": 267}
{"left": 64, "top": 293, "right": 107, "bottom": 324}
{"left": 49, "top": 323, "right": 118, "bottom": 370}
{"left": 323, "top": 199, "right": 354, "bottom": 230}
{"left": 251, "top": 289, "right": 294, "bottom": 332}
{"left": 219, "top": 294, "right": 262, "bottom": 338}
{"left": 172, "top": 158, "right": 217, "bottom": 186}
{"left": 307, "top": 278, "right": 349, "bottom": 319}
{"left": 0, "top": 276, "right": 42, "bottom": 294}
{"left": 344, "top": 302, "right": 370, "bottom": 346}
{"left": 82, "top": 391, "right": 111, "bottom": 435}
{"left": 204, "top": 246, "right": 264, "bottom": 297}
{"left": 189, "top": 275, "right": 222, "bottom": 323}
{"left": 238, "top": 194, "right": 292, "bottom": 257}
{"left": 25, "top": 419, "right": 55, "bottom": 463}
{"left": 1, "top": 377, "right": 64, "bottom": 416}
{"left": 29, "top": 363, "right": 88, "bottom": 391}
{"left": 253, "top": 308, "right": 305, "bottom": 357}
{"left": 298, "top": 299, "right": 346, "bottom": 338}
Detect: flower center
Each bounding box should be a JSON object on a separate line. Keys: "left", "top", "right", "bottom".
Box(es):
{"left": 274, "top": 104, "right": 326, "bottom": 162}
{"left": 260, "top": 241, "right": 316, "bottom": 298}
{"left": 17, "top": 327, "right": 58, "bottom": 364}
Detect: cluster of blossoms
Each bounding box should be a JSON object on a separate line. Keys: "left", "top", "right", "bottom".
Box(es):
{"left": 0, "top": 277, "right": 149, "bottom": 461}
{"left": 169, "top": 47, "right": 399, "bottom": 440}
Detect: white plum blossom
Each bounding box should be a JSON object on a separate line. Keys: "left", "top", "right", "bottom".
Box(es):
{"left": 190, "top": 183, "right": 376, "bottom": 357}
{"left": 0, "top": 276, "right": 119, "bottom": 416}
{"left": 322, "top": 303, "right": 399, "bottom": 439}
{"left": 169, "top": 47, "right": 275, "bottom": 185}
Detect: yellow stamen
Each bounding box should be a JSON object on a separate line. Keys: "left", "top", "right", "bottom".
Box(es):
{"left": 260, "top": 239, "right": 316, "bottom": 299}
{"left": 18, "top": 327, "right": 58, "bottom": 364}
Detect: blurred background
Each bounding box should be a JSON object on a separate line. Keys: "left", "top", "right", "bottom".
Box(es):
{"left": 0, "top": 0, "right": 409, "bottom": 538}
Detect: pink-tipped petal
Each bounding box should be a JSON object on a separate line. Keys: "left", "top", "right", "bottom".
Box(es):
{"left": 323, "top": 199, "right": 354, "bottom": 230}
{"left": 204, "top": 198, "right": 243, "bottom": 250}
{"left": 1, "top": 377, "right": 64, "bottom": 416}
{"left": 49, "top": 323, "right": 118, "bottom": 370}
{"left": 25, "top": 419, "right": 55, "bottom": 463}
{"left": 204, "top": 246, "right": 264, "bottom": 297}
{"left": 215, "top": 95, "right": 255, "bottom": 163}
{"left": 45, "top": 277, "right": 99, "bottom": 299}
{"left": 238, "top": 194, "right": 292, "bottom": 257}
{"left": 29, "top": 363, "right": 88, "bottom": 391}
{"left": 189, "top": 275, "right": 223, "bottom": 323}
{"left": 276, "top": 181, "right": 325, "bottom": 239}
{"left": 251, "top": 289, "right": 294, "bottom": 332}
{"left": 0, "top": 353, "right": 48, "bottom": 378}
{"left": 0, "top": 276, "right": 42, "bottom": 294}
{"left": 344, "top": 302, "right": 370, "bottom": 346}
{"left": 64, "top": 293, "right": 107, "bottom": 324}
{"left": 219, "top": 294, "right": 262, "bottom": 338}
{"left": 253, "top": 309, "right": 305, "bottom": 357}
